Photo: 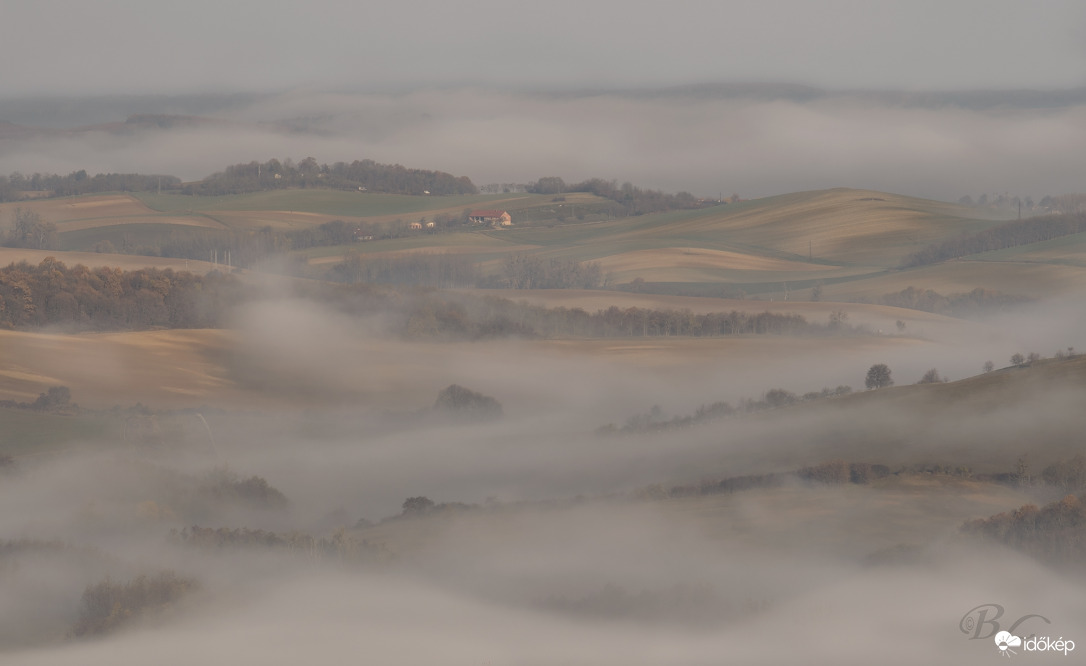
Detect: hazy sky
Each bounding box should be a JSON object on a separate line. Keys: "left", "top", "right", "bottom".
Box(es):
{"left": 2, "top": 1, "right": 1085, "bottom": 200}
{"left": 2, "top": 0, "right": 1084, "bottom": 96}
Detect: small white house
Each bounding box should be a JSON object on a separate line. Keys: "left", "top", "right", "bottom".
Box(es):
{"left": 468, "top": 210, "right": 512, "bottom": 226}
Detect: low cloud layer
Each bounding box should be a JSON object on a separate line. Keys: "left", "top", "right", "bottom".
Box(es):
{"left": 1, "top": 293, "right": 1085, "bottom": 663}
{"left": 3, "top": 87, "right": 1086, "bottom": 200}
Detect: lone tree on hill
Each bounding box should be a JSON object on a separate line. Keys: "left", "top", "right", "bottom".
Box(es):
{"left": 865, "top": 364, "right": 894, "bottom": 390}
{"left": 1011, "top": 353, "right": 1025, "bottom": 366}
{"left": 32, "top": 385, "right": 72, "bottom": 411}
{"left": 402, "top": 496, "right": 436, "bottom": 515}
{"left": 917, "top": 368, "right": 945, "bottom": 384}
{"left": 433, "top": 384, "right": 503, "bottom": 421}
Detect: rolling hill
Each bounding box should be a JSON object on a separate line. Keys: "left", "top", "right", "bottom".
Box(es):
{"left": 288, "top": 187, "right": 1027, "bottom": 297}
{"left": 5, "top": 185, "right": 1075, "bottom": 309}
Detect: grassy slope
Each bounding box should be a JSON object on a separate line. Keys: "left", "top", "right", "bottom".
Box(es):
{"left": 294, "top": 188, "right": 1012, "bottom": 287}
{"left": 492, "top": 188, "right": 1008, "bottom": 267}
{"left": 791, "top": 354, "right": 1086, "bottom": 428}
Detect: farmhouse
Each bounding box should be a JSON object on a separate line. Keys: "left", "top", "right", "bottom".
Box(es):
{"left": 469, "top": 209, "right": 512, "bottom": 226}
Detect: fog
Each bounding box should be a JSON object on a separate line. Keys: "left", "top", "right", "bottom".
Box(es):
{"left": 5, "top": 87, "right": 1086, "bottom": 199}
{"left": 2, "top": 1, "right": 1084, "bottom": 95}
{"left": 3, "top": 295, "right": 1086, "bottom": 663}
{"left": 3, "top": 2, "right": 1086, "bottom": 659}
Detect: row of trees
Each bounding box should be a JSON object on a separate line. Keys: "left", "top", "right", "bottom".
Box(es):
{"left": 958, "top": 193, "right": 1086, "bottom": 215}
{"left": 527, "top": 176, "right": 706, "bottom": 216}
{"left": 613, "top": 354, "right": 1066, "bottom": 439}
{"left": 73, "top": 571, "right": 197, "bottom": 637}
{"left": 170, "top": 524, "right": 391, "bottom": 562}
{"left": 903, "top": 212, "right": 1086, "bottom": 267}
{"left": 603, "top": 384, "right": 854, "bottom": 435}
{"left": 526, "top": 305, "right": 818, "bottom": 337}
{"left": 399, "top": 297, "right": 838, "bottom": 340}
{"left": 0, "top": 257, "right": 870, "bottom": 341}
{"left": 962, "top": 494, "right": 1086, "bottom": 565}
{"left": 186, "top": 157, "right": 477, "bottom": 196}
{"left": 0, "top": 171, "right": 181, "bottom": 202}
{"left": 644, "top": 460, "right": 891, "bottom": 501}
{"left": 329, "top": 251, "right": 478, "bottom": 288}
{"left": 489, "top": 254, "right": 605, "bottom": 290}
{"left": 877, "top": 286, "right": 1032, "bottom": 317}
{"left": 0, "top": 259, "right": 244, "bottom": 330}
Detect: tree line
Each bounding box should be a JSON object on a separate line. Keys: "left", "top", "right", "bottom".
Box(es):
{"left": 483, "top": 254, "right": 605, "bottom": 289}
{"left": 962, "top": 493, "right": 1086, "bottom": 566}
{"left": 0, "top": 257, "right": 868, "bottom": 341}
{"left": 876, "top": 286, "right": 1032, "bottom": 317}
{"left": 73, "top": 571, "right": 197, "bottom": 637}
{"left": 0, "top": 259, "right": 243, "bottom": 330}
{"left": 599, "top": 384, "right": 855, "bottom": 436}
{"left": 184, "top": 157, "right": 477, "bottom": 196}
{"left": 527, "top": 176, "right": 710, "bottom": 216}
{"left": 329, "top": 251, "right": 479, "bottom": 288}
{"left": 637, "top": 460, "right": 891, "bottom": 502}
{"left": 0, "top": 171, "right": 181, "bottom": 202}
{"left": 902, "top": 212, "right": 1086, "bottom": 267}
{"left": 0, "top": 157, "right": 476, "bottom": 200}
